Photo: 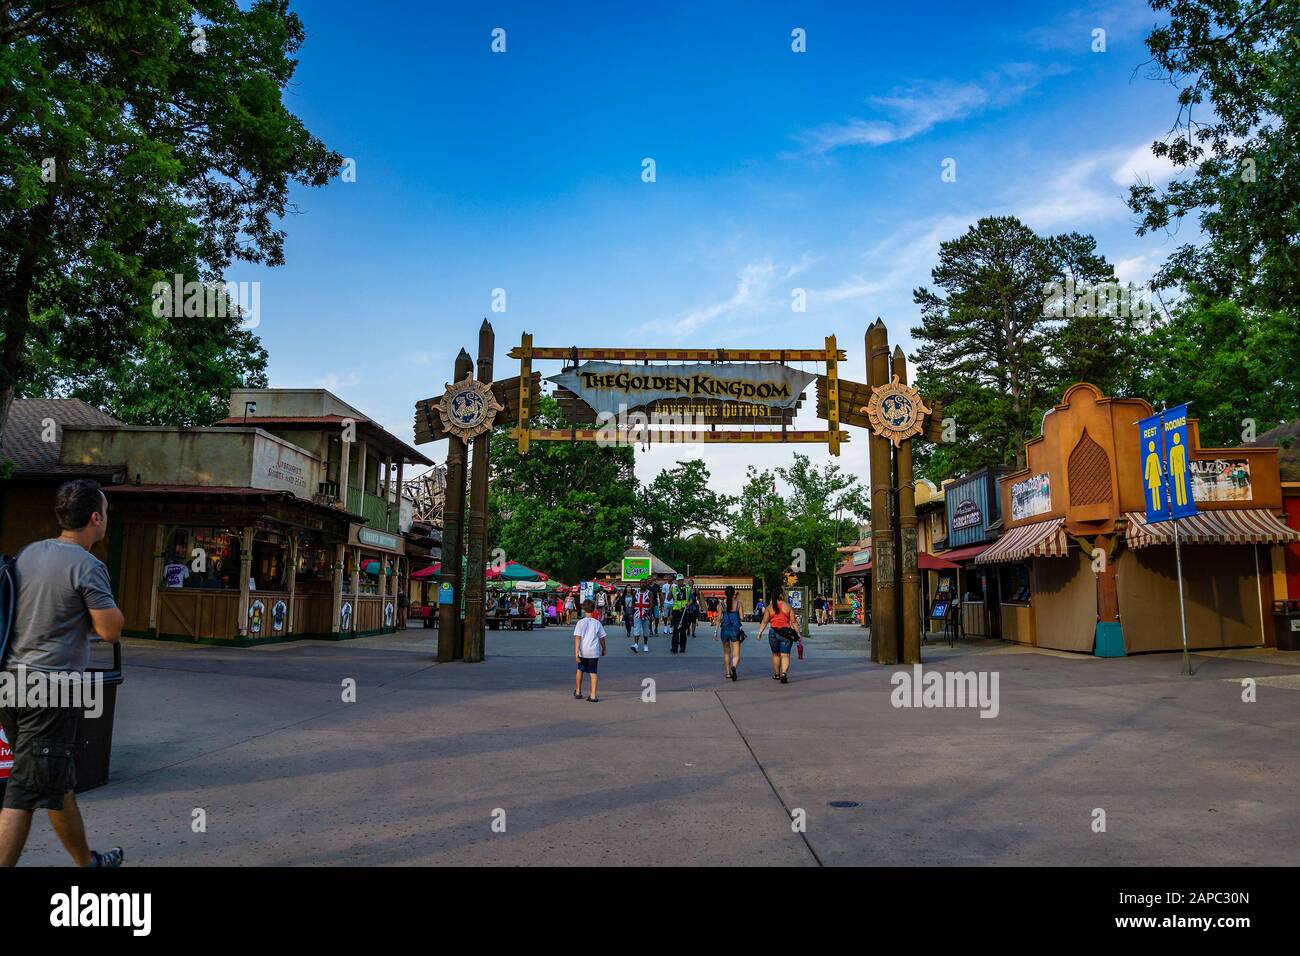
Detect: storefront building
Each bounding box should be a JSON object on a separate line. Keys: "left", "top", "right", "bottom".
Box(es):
{"left": 58, "top": 388, "right": 432, "bottom": 645}
{"left": 976, "top": 383, "right": 1298, "bottom": 654}
{"left": 938, "top": 466, "right": 1011, "bottom": 638}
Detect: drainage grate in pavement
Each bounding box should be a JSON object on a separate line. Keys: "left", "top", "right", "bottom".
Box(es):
{"left": 828, "top": 800, "right": 862, "bottom": 809}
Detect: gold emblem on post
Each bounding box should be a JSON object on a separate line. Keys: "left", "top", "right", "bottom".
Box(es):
{"left": 438, "top": 373, "right": 504, "bottom": 442}
{"left": 863, "top": 376, "right": 931, "bottom": 447}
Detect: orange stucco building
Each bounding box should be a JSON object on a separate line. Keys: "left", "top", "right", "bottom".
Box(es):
{"left": 974, "top": 383, "right": 1298, "bottom": 654}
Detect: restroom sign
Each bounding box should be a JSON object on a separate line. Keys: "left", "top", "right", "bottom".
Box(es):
{"left": 1139, "top": 404, "right": 1199, "bottom": 524}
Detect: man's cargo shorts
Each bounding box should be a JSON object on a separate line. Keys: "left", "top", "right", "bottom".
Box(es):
{"left": 0, "top": 704, "right": 80, "bottom": 811}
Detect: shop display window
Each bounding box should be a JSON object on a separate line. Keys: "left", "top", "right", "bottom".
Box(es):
{"left": 163, "top": 527, "right": 242, "bottom": 590}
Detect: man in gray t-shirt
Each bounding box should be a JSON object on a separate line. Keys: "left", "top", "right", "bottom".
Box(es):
{"left": 0, "top": 478, "right": 124, "bottom": 868}
{"left": 8, "top": 538, "right": 117, "bottom": 673}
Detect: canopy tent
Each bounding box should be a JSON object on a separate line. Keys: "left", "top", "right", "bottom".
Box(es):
{"left": 486, "top": 561, "right": 549, "bottom": 582}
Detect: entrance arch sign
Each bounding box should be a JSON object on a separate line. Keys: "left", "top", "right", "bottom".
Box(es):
{"left": 506, "top": 336, "right": 850, "bottom": 455}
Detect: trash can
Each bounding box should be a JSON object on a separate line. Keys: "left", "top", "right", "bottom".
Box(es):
{"left": 1273, "top": 600, "right": 1300, "bottom": 652}
{"left": 75, "top": 639, "right": 123, "bottom": 792}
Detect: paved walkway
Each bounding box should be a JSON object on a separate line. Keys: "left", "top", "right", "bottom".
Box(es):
{"left": 13, "top": 623, "right": 1300, "bottom": 865}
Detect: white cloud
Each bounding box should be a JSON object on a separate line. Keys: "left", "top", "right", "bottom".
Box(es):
{"left": 671, "top": 254, "right": 814, "bottom": 335}
{"left": 1110, "top": 141, "right": 1180, "bottom": 187}
{"left": 795, "top": 66, "right": 1068, "bottom": 157}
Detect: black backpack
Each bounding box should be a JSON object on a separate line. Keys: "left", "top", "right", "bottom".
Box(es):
{"left": 0, "top": 553, "right": 17, "bottom": 666}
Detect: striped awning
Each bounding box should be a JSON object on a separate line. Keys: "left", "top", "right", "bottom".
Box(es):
{"left": 1124, "top": 510, "right": 1300, "bottom": 549}
{"left": 975, "top": 517, "right": 1069, "bottom": 564}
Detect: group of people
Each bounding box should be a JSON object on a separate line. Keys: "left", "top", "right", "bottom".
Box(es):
{"left": 571, "top": 577, "right": 804, "bottom": 700}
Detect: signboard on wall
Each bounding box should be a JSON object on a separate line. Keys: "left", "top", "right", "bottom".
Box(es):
{"left": 622, "top": 557, "right": 652, "bottom": 581}
{"left": 547, "top": 362, "right": 815, "bottom": 417}
{"left": 1011, "top": 473, "right": 1052, "bottom": 521}
{"left": 951, "top": 499, "right": 983, "bottom": 531}
{"left": 1190, "top": 459, "right": 1252, "bottom": 503}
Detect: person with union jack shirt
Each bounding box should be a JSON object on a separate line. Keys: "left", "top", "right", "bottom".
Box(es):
{"left": 629, "top": 580, "right": 654, "bottom": 654}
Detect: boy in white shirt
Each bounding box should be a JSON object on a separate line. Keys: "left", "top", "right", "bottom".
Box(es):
{"left": 573, "top": 599, "right": 607, "bottom": 702}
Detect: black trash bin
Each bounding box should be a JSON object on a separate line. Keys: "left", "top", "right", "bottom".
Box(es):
{"left": 1273, "top": 600, "right": 1300, "bottom": 652}
{"left": 76, "top": 639, "right": 123, "bottom": 792}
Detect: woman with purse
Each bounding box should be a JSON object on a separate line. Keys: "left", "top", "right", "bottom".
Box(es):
{"left": 713, "top": 585, "right": 745, "bottom": 681}
{"left": 757, "top": 586, "right": 800, "bottom": 684}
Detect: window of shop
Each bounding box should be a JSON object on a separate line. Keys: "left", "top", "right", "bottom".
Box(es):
{"left": 163, "top": 527, "right": 242, "bottom": 589}
{"left": 961, "top": 569, "right": 986, "bottom": 603}
{"left": 251, "top": 529, "right": 289, "bottom": 592}
{"left": 296, "top": 542, "right": 334, "bottom": 583}
{"left": 999, "top": 562, "right": 1031, "bottom": 605}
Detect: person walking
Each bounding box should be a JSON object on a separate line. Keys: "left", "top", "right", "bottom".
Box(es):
{"left": 630, "top": 580, "right": 653, "bottom": 654}
{"left": 572, "top": 600, "right": 606, "bottom": 702}
{"left": 0, "top": 479, "right": 125, "bottom": 867}
{"left": 757, "top": 585, "right": 800, "bottom": 684}
{"left": 564, "top": 591, "right": 575, "bottom": 626}
{"left": 621, "top": 586, "right": 635, "bottom": 642}
{"left": 713, "top": 585, "right": 745, "bottom": 681}
{"left": 686, "top": 581, "right": 700, "bottom": 639}
{"left": 669, "top": 574, "right": 692, "bottom": 653}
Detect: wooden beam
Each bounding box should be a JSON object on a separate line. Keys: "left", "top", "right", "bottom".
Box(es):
{"left": 507, "top": 346, "right": 846, "bottom": 362}
{"left": 517, "top": 332, "right": 532, "bottom": 454}
{"left": 508, "top": 427, "right": 849, "bottom": 445}
{"left": 826, "top": 334, "right": 841, "bottom": 457}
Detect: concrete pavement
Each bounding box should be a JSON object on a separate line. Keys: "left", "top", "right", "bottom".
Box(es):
{"left": 12, "top": 621, "right": 1300, "bottom": 865}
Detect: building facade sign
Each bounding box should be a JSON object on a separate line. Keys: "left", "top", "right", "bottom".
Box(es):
{"left": 547, "top": 362, "right": 815, "bottom": 417}
{"left": 1191, "top": 459, "right": 1252, "bottom": 503}
{"left": 352, "top": 525, "right": 404, "bottom": 554}
{"left": 1011, "top": 472, "right": 1052, "bottom": 521}
{"left": 951, "top": 499, "right": 983, "bottom": 531}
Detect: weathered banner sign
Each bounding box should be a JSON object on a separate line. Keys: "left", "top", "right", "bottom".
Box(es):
{"left": 547, "top": 362, "right": 816, "bottom": 417}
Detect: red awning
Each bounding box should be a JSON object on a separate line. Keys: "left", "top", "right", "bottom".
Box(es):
{"left": 411, "top": 563, "right": 441, "bottom": 580}
{"left": 936, "top": 542, "right": 993, "bottom": 563}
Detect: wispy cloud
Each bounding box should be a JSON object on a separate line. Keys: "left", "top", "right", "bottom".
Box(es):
{"left": 672, "top": 254, "right": 814, "bottom": 335}
{"left": 793, "top": 64, "right": 1069, "bottom": 157}
{"left": 1023, "top": 0, "right": 1156, "bottom": 53}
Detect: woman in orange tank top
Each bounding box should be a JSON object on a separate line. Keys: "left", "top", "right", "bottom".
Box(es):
{"left": 758, "top": 586, "right": 800, "bottom": 683}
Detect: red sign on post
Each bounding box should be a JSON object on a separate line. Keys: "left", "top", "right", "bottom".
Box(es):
{"left": 0, "top": 727, "right": 12, "bottom": 780}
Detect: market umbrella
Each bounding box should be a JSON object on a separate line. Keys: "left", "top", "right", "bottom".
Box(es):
{"left": 361, "top": 559, "right": 394, "bottom": 576}
{"left": 411, "top": 563, "right": 441, "bottom": 580}
{"left": 485, "top": 561, "right": 549, "bottom": 582}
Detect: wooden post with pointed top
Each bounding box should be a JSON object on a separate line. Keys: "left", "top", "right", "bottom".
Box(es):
{"left": 437, "top": 348, "right": 473, "bottom": 662}
{"left": 893, "top": 345, "right": 921, "bottom": 664}
{"left": 867, "top": 320, "right": 898, "bottom": 663}
{"left": 825, "top": 334, "right": 841, "bottom": 457}
{"left": 463, "top": 319, "right": 494, "bottom": 663}
{"left": 518, "top": 331, "right": 532, "bottom": 454}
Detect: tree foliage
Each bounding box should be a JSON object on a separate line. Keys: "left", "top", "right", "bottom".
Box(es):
{"left": 1129, "top": 0, "right": 1300, "bottom": 313}
{"left": 910, "top": 216, "right": 1131, "bottom": 480}
{"left": 488, "top": 395, "right": 637, "bottom": 584}
{"left": 0, "top": 1, "right": 339, "bottom": 440}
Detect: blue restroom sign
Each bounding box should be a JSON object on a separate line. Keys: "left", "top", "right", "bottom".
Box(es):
{"left": 1139, "top": 404, "right": 1199, "bottom": 524}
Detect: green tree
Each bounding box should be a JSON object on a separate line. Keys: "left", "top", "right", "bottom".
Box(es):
{"left": 0, "top": 1, "right": 340, "bottom": 442}
{"left": 488, "top": 395, "right": 637, "bottom": 584}
{"left": 1138, "top": 297, "right": 1300, "bottom": 445}
{"left": 1129, "top": 0, "right": 1300, "bottom": 314}
{"left": 910, "top": 217, "right": 1126, "bottom": 480}
{"left": 716, "top": 466, "right": 798, "bottom": 595}
{"left": 775, "top": 453, "right": 869, "bottom": 596}
{"left": 635, "top": 458, "right": 730, "bottom": 567}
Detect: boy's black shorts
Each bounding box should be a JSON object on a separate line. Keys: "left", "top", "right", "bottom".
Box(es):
{"left": 0, "top": 704, "right": 80, "bottom": 811}
{"left": 576, "top": 657, "right": 599, "bottom": 673}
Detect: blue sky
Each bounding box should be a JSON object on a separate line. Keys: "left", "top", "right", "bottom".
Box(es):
{"left": 237, "top": 0, "right": 1188, "bottom": 494}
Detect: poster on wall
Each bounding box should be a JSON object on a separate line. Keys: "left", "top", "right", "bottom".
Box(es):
{"left": 0, "top": 727, "right": 12, "bottom": 780}
{"left": 1011, "top": 473, "right": 1052, "bottom": 521}
{"left": 272, "top": 600, "right": 287, "bottom": 633}
{"left": 1190, "top": 459, "right": 1252, "bottom": 502}
{"left": 248, "top": 600, "right": 265, "bottom": 635}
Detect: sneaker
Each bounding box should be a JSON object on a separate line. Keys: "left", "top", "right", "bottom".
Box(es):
{"left": 629, "top": 644, "right": 639, "bottom": 653}
{"left": 641, "top": 644, "right": 649, "bottom": 653}
{"left": 92, "top": 847, "right": 125, "bottom": 868}
{"left": 780, "top": 673, "right": 789, "bottom": 684}
{"left": 573, "top": 691, "right": 583, "bottom": 699}
{"left": 587, "top": 696, "right": 600, "bottom": 703}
